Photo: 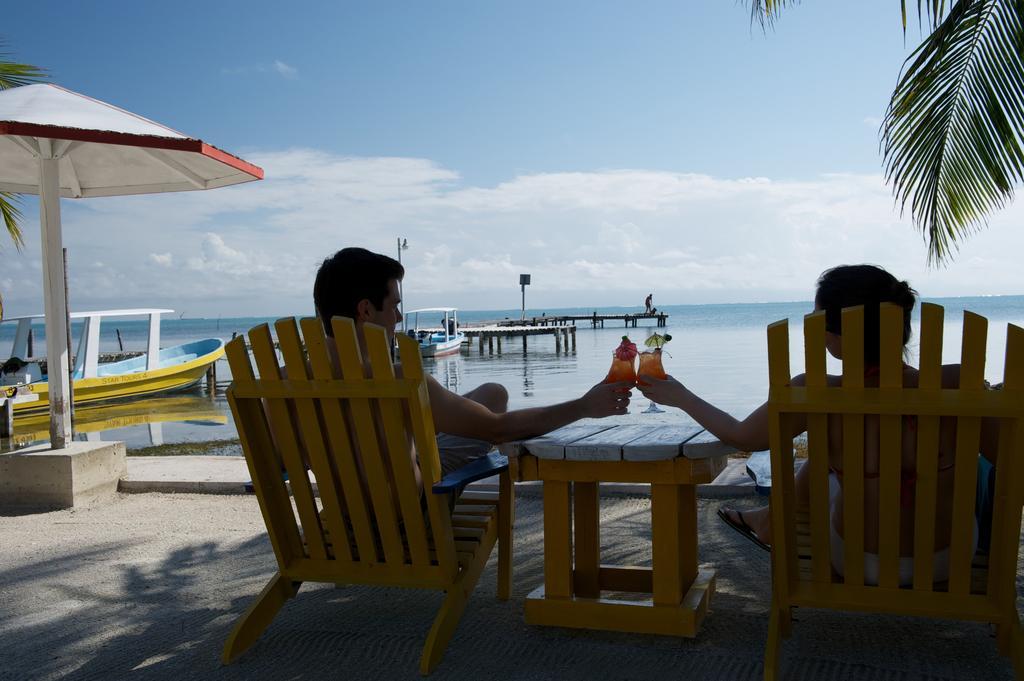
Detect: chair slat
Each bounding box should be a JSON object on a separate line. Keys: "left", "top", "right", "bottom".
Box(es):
{"left": 230, "top": 380, "right": 419, "bottom": 400}
{"left": 363, "top": 325, "right": 431, "bottom": 568}
{"left": 990, "top": 323, "right": 1024, "bottom": 605}
{"left": 275, "top": 318, "right": 353, "bottom": 564}
{"left": 947, "top": 312, "right": 986, "bottom": 594}
{"left": 398, "top": 334, "right": 443, "bottom": 485}
{"left": 225, "top": 337, "right": 304, "bottom": 565}
{"left": 877, "top": 304, "right": 904, "bottom": 589}
{"left": 803, "top": 311, "right": 831, "bottom": 583}
{"left": 767, "top": 320, "right": 797, "bottom": 597}
{"left": 398, "top": 333, "right": 457, "bottom": 573}
{"left": 912, "top": 303, "right": 943, "bottom": 590}
{"left": 840, "top": 307, "right": 865, "bottom": 586}
{"left": 249, "top": 324, "right": 327, "bottom": 560}
{"left": 330, "top": 318, "right": 406, "bottom": 565}
{"left": 767, "top": 320, "right": 791, "bottom": 388}
{"left": 300, "top": 318, "right": 379, "bottom": 563}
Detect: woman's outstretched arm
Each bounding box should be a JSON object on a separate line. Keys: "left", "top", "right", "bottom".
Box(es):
{"left": 636, "top": 374, "right": 808, "bottom": 452}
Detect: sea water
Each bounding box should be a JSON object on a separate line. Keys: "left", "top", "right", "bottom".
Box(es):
{"left": 2, "top": 296, "right": 1022, "bottom": 450}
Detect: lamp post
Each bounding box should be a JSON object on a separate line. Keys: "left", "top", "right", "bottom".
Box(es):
{"left": 397, "top": 237, "right": 409, "bottom": 331}
{"left": 520, "top": 273, "right": 531, "bottom": 321}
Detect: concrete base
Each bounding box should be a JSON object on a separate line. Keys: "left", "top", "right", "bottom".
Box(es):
{"left": 0, "top": 440, "right": 126, "bottom": 512}
{"left": 121, "top": 455, "right": 251, "bottom": 495}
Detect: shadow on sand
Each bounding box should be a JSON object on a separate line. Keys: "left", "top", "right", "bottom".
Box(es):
{"left": 0, "top": 494, "right": 1016, "bottom": 680}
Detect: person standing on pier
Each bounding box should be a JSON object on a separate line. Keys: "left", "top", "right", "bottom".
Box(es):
{"left": 313, "top": 247, "right": 632, "bottom": 481}
{"left": 644, "top": 293, "right": 653, "bottom": 314}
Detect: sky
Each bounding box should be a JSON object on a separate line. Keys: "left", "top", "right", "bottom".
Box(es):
{"left": 2, "top": 1, "right": 1023, "bottom": 318}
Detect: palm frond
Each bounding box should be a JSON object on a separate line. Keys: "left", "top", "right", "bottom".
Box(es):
{"left": 748, "top": 1, "right": 800, "bottom": 29}
{"left": 0, "top": 47, "right": 46, "bottom": 89}
{"left": 905, "top": 1, "right": 949, "bottom": 31}
{"left": 0, "top": 192, "right": 25, "bottom": 250}
{"left": 883, "top": 0, "right": 1024, "bottom": 264}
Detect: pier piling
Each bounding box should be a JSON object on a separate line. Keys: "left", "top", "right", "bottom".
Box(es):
{"left": 459, "top": 324, "right": 579, "bottom": 357}
{"left": 1, "top": 399, "right": 12, "bottom": 439}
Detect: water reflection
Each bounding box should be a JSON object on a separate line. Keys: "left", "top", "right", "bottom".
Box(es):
{"left": 432, "top": 355, "right": 462, "bottom": 393}
{"left": 522, "top": 362, "right": 534, "bottom": 398}
{"left": 1, "top": 392, "right": 231, "bottom": 451}
{"left": 422, "top": 338, "right": 572, "bottom": 406}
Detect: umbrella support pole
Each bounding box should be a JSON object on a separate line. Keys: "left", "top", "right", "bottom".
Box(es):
{"left": 38, "top": 148, "right": 72, "bottom": 449}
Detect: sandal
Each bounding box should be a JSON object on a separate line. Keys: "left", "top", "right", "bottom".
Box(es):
{"left": 717, "top": 507, "right": 770, "bottom": 553}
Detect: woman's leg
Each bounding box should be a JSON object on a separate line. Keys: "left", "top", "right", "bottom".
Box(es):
{"left": 721, "top": 456, "right": 813, "bottom": 546}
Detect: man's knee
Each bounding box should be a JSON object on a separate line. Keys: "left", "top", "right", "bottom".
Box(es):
{"left": 468, "top": 382, "right": 508, "bottom": 413}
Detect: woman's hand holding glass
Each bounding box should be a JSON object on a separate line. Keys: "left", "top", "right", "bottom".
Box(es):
{"left": 634, "top": 373, "right": 686, "bottom": 409}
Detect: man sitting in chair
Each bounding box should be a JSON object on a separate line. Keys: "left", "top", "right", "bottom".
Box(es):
{"left": 314, "top": 247, "right": 632, "bottom": 482}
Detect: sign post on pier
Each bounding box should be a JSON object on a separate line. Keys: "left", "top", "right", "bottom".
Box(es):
{"left": 520, "top": 274, "right": 531, "bottom": 320}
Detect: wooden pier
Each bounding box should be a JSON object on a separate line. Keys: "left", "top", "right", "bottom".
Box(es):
{"left": 495, "top": 312, "right": 667, "bottom": 329}
{"left": 460, "top": 325, "right": 576, "bottom": 354}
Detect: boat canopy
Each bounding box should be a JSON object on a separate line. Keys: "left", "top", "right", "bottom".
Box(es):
{"left": 0, "top": 308, "right": 174, "bottom": 322}
{"left": 404, "top": 307, "right": 458, "bottom": 314}
{"left": 3, "top": 309, "right": 174, "bottom": 378}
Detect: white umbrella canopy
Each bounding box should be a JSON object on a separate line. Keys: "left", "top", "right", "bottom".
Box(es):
{"left": 0, "top": 83, "right": 263, "bottom": 448}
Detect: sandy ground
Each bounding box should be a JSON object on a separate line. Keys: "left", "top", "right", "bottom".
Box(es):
{"left": 0, "top": 492, "right": 1016, "bottom": 681}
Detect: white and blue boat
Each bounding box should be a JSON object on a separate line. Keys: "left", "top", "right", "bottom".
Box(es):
{"left": 404, "top": 307, "right": 465, "bottom": 358}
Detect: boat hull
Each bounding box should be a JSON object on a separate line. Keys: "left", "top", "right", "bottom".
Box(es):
{"left": 420, "top": 335, "right": 464, "bottom": 358}
{"left": 10, "top": 341, "right": 224, "bottom": 415}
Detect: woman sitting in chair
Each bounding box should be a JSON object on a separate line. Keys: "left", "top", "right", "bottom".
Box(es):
{"left": 636, "top": 264, "right": 997, "bottom": 585}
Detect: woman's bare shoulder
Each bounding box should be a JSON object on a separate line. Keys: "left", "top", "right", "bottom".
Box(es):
{"left": 940, "top": 363, "right": 963, "bottom": 388}
{"left": 790, "top": 373, "right": 843, "bottom": 387}
{"left": 904, "top": 363, "right": 962, "bottom": 388}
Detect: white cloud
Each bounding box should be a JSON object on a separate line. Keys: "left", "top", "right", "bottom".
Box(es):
{"left": 3, "top": 149, "right": 1023, "bottom": 317}
{"left": 864, "top": 116, "right": 882, "bottom": 128}
{"left": 221, "top": 61, "right": 299, "bottom": 79}
{"left": 186, "top": 233, "right": 262, "bottom": 275}
{"left": 272, "top": 60, "right": 298, "bottom": 78}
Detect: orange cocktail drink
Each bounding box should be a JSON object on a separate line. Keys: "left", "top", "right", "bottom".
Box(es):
{"left": 604, "top": 336, "right": 638, "bottom": 385}
{"left": 605, "top": 357, "right": 637, "bottom": 384}
{"left": 637, "top": 349, "right": 667, "bottom": 385}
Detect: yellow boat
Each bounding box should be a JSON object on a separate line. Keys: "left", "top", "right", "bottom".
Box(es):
{"left": 1, "top": 309, "right": 225, "bottom": 415}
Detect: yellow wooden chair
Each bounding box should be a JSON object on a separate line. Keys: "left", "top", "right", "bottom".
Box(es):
{"left": 221, "top": 317, "right": 513, "bottom": 675}
{"left": 763, "top": 303, "right": 1024, "bottom": 679}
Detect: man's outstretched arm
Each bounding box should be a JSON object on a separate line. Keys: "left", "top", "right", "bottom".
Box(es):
{"left": 427, "top": 376, "right": 632, "bottom": 443}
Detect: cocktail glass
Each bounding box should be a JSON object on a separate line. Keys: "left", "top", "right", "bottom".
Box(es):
{"left": 604, "top": 358, "right": 635, "bottom": 414}
{"left": 637, "top": 349, "right": 666, "bottom": 413}
{"left": 604, "top": 356, "right": 637, "bottom": 385}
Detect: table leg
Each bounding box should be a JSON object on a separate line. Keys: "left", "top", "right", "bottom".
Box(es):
{"left": 528, "top": 477, "right": 713, "bottom": 638}
{"left": 573, "top": 482, "right": 600, "bottom": 598}
{"left": 543, "top": 481, "right": 573, "bottom": 599}
{"left": 651, "top": 483, "right": 697, "bottom": 606}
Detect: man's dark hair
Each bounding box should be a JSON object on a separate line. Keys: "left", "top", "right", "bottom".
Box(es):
{"left": 313, "top": 247, "right": 404, "bottom": 335}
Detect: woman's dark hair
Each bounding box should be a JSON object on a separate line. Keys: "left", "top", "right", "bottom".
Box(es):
{"left": 313, "top": 247, "right": 404, "bottom": 335}
{"left": 814, "top": 264, "right": 918, "bottom": 363}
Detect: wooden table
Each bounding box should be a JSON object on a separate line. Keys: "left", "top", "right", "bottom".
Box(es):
{"left": 498, "top": 422, "right": 734, "bottom": 637}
